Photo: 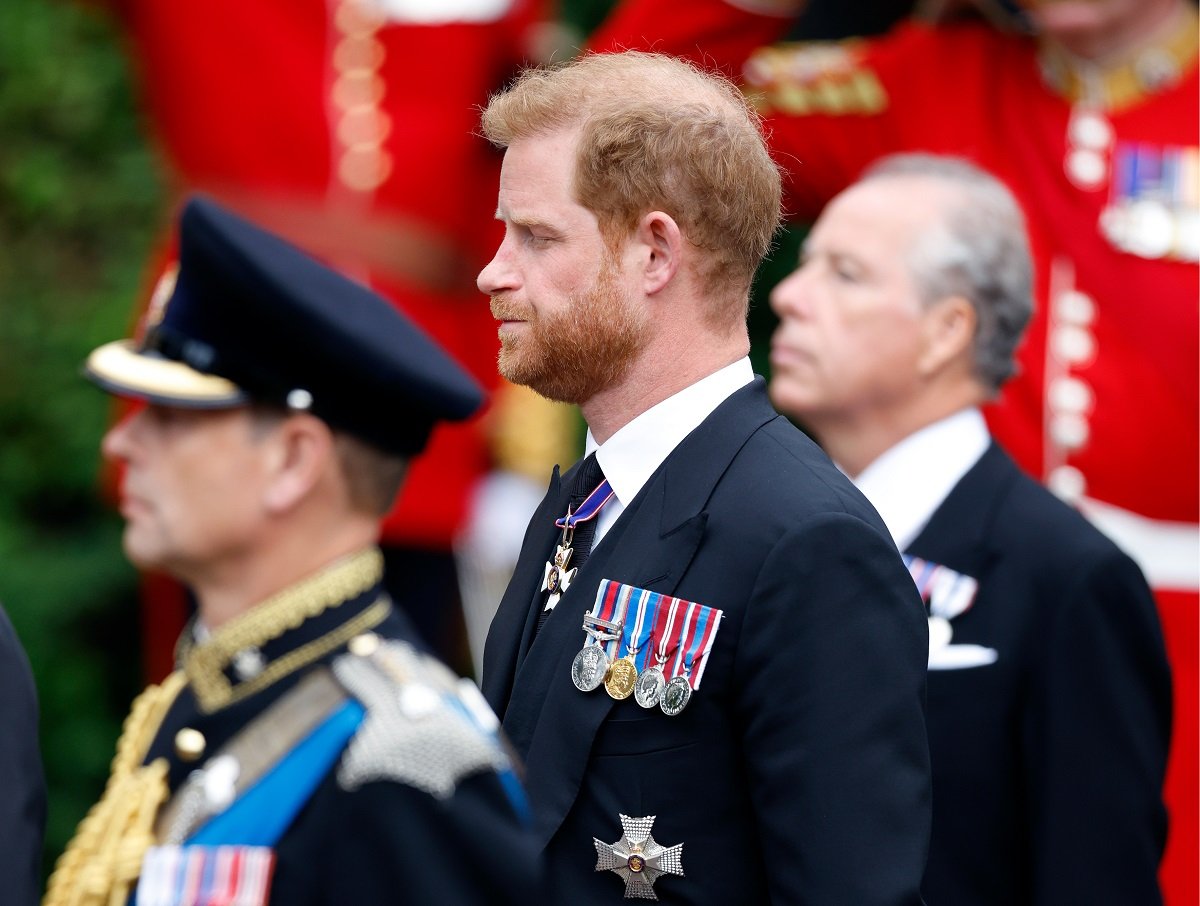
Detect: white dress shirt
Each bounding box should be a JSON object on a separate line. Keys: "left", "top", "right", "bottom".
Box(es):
{"left": 851, "top": 408, "right": 991, "bottom": 551}
{"left": 585, "top": 358, "right": 755, "bottom": 547}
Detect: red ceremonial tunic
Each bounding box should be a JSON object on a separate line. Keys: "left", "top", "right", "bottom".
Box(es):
{"left": 111, "top": 0, "right": 547, "bottom": 549}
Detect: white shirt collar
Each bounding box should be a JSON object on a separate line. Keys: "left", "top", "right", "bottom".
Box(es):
{"left": 584, "top": 358, "right": 754, "bottom": 542}
{"left": 851, "top": 408, "right": 991, "bottom": 551}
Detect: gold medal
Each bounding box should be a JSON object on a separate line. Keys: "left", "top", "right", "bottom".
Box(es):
{"left": 604, "top": 655, "right": 638, "bottom": 700}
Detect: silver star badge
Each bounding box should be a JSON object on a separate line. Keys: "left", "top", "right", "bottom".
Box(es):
{"left": 594, "top": 814, "right": 684, "bottom": 900}
{"left": 541, "top": 543, "right": 577, "bottom": 611}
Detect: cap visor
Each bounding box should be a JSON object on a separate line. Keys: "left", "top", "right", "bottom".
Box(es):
{"left": 84, "top": 340, "right": 248, "bottom": 407}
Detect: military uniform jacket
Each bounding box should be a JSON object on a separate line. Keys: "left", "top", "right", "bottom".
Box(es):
{"left": 910, "top": 443, "right": 1170, "bottom": 905}
{"left": 45, "top": 549, "right": 541, "bottom": 905}
{"left": 482, "top": 381, "right": 932, "bottom": 904}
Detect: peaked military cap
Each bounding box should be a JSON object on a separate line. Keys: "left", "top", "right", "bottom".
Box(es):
{"left": 85, "top": 195, "right": 484, "bottom": 456}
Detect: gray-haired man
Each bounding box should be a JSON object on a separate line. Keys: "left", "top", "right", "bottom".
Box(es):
{"left": 769, "top": 153, "right": 1172, "bottom": 905}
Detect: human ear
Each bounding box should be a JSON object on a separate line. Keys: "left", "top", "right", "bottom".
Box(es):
{"left": 918, "top": 295, "right": 976, "bottom": 378}
{"left": 635, "top": 211, "right": 683, "bottom": 295}
{"left": 261, "top": 415, "right": 334, "bottom": 514}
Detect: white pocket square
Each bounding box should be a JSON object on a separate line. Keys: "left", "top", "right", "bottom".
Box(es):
{"left": 928, "top": 643, "right": 999, "bottom": 670}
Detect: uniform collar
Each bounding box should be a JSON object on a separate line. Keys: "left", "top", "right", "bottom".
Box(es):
{"left": 179, "top": 547, "right": 390, "bottom": 712}
{"left": 586, "top": 357, "right": 755, "bottom": 512}
{"left": 851, "top": 408, "right": 991, "bottom": 552}
{"left": 1037, "top": 4, "right": 1198, "bottom": 111}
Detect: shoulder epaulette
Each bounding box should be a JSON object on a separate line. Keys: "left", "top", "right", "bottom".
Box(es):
{"left": 743, "top": 40, "right": 888, "bottom": 116}
{"left": 333, "top": 636, "right": 512, "bottom": 798}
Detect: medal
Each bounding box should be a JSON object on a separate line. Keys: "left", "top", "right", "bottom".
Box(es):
{"left": 541, "top": 544, "right": 576, "bottom": 611}
{"left": 572, "top": 644, "right": 612, "bottom": 692}
{"left": 659, "top": 601, "right": 723, "bottom": 717}
{"left": 659, "top": 674, "right": 692, "bottom": 716}
{"left": 571, "top": 613, "right": 623, "bottom": 692}
{"left": 593, "top": 814, "right": 684, "bottom": 900}
{"left": 604, "top": 656, "right": 638, "bottom": 700}
{"left": 571, "top": 581, "right": 633, "bottom": 694}
{"left": 542, "top": 473, "right": 615, "bottom": 612}
{"left": 605, "top": 587, "right": 655, "bottom": 701}
{"left": 635, "top": 596, "right": 681, "bottom": 709}
{"left": 634, "top": 666, "right": 666, "bottom": 709}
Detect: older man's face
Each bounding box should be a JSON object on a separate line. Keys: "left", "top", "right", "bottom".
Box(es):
{"left": 768, "top": 178, "right": 941, "bottom": 430}
{"left": 477, "top": 128, "right": 648, "bottom": 405}
{"left": 101, "top": 404, "right": 274, "bottom": 583}
{"left": 1014, "top": 0, "right": 1158, "bottom": 56}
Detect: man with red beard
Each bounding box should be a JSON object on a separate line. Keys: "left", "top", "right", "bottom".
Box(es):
{"left": 476, "top": 50, "right": 932, "bottom": 904}
{"left": 589, "top": 1, "right": 1199, "bottom": 900}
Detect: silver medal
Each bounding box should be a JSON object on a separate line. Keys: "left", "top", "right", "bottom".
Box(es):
{"left": 571, "top": 644, "right": 611, "bottom": 692}
{"left": 634, "top": 665, "right": 666, "bottom": 709}
{"left": 659, "top": 675, "right": 692, "bottom": 716}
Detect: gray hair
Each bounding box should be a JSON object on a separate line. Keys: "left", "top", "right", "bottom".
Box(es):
{"left": 861, "top": 153, "right": 1033, "bottom": 393}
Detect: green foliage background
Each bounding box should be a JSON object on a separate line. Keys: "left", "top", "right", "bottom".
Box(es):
{"left": 0, "top": 0, "right": 167, "bottom": 875}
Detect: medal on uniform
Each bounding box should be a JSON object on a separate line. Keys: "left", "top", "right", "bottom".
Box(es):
{"left": 659, "top": 601, "right": 722, "bottom": 717}
{"left": 605, "top": 587, "right": 656, "bottom": 701}
{"left": 1101, "top": 142, "right": 1200, "bottom": 262}
{"left": 593, "top": 814, "right": 684, "bottom": 900}
{"left": 571, "top": 614, "right": 622, "bottom": 692}
{"left": 541, "top": 473, "right": 615, "bottom": 612}
{"left": 137, "top": 844, "right": 275, "bottom": 906}
{"left": 571, "top": 580, "right": 631, "bottom": 693}
{"left": 634, "top": 596, "right": 681, "bottom": 709}
{"left": 659, "top": 674, "right": 693, "bottom": 717}
{"left": 604, "top": 655, "right": 638, "bottom": 700}
{"left": 576, "top": 582, "right": 723, "bottom": 713}
{"left": 541, "top": 543, "right": 577, "bottom": 612}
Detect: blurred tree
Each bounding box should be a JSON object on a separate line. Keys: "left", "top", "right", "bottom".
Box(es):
{"left": 0, "top": 0, "right": 166, "bottom": 875}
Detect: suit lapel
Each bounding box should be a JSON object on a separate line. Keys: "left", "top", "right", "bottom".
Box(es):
{"left": 506, "top": 380, "right": 780, "bottom": 848}
{"left": 480, "top": 465, "right": 567, "bottom": 717}
{"left": 906, "top": 442, "right": 1013, "bottom": 574}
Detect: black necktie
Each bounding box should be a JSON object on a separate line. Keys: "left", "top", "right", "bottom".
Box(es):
{"left": 536, "top": 453, "right": 606, "bottom": 635}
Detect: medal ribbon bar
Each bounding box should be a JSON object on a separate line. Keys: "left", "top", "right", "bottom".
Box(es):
{"left": 554, "top": 479, "right": 615, "bottom": 531}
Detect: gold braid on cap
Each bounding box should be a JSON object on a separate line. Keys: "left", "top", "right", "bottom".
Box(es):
{"left": 43, "top": 671, "right": 186, "bottom": 906}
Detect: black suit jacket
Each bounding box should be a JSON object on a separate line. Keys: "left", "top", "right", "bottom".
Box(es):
{"left": 0, "top": 605, "right": 44, "bottom": 906}
{"left": 909, "top": 443, "right": 1170, "bottom": 905}
{"left": 483, "top": 381, "right": 932, "bottom": 904}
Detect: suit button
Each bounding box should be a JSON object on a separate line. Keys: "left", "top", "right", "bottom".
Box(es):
{"left": 175, "top": 728, "right": 206, "bottom": 762}
{"left": 349, "top": 632, "right": 381, "bottom": 657}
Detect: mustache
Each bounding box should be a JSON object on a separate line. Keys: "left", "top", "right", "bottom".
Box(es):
{"left": 490, "top": 296, "right": 533, "bottom": 321}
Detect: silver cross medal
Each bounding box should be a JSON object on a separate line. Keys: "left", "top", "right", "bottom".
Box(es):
{"left": 594, "top": 814, "right": 684, "bottom": 900}
{"left": 541, "top": 538, "right": 577, "bottom": 612}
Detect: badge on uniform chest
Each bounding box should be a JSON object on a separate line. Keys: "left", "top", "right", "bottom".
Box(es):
{"left": 570, "top": 579, "right": 723, "bottom": 715}
{"left": 541, "top": 542, "right": 578, "bottom": 610}
{"left": 541, "top": 477, "right": 615, "bottom": 611}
